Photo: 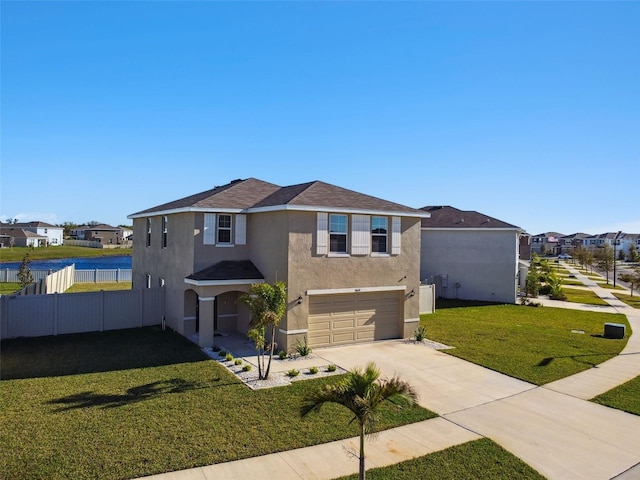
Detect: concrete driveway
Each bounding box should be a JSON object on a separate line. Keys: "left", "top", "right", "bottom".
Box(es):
{"left": 319, "top": 340, "right": 640, "bottom": 480}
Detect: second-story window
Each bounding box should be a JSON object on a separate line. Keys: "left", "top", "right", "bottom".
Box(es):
{"left": 217, "top": 214, "right": 232, "bottom": 244}
{"left": 146, "top": 218, "right": 152, "bottom": 247}
{"left": 371, "top": 216, "right": 388, "bottom": 253}
{"left": 329, "top": 214, "right": 348, "bottom": 253}
{"left": 162, "top": 216, "right": 168, "bottom": 248}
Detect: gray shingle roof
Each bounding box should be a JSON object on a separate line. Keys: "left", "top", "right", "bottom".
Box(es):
{"left": 186, "top": 260, "right": 264, "bottom": 282}
{"left": 420, "top": 206, "right": 521, "bottom": 229}
{"left": 130, "top": 178, "right": 426, "bottom": 217}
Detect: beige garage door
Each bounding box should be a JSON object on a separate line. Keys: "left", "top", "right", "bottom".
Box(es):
{"left": 308, "top": 291, "right": 401, "bottom": 348}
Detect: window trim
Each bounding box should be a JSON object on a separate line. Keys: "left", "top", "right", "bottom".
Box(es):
{"left": 371, "top": 216, "right": 388, "bottom": 254}
{"left": 217, "top": 214, "right": 233, "bottom": 245}
{"left": 162, "top": 216, "right": 168, "bottom": 248}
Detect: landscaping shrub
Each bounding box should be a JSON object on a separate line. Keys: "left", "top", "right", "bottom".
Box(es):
{"left": 326, "top": 364, "right": 337, "bottom": 372}
{"left": 287, "top": 369, "right": 300, "bottom": 377}
{"left": 295, "top": 337, "right": 312, "bottom": 357}
{"left": 415, "top": 325, "right": 428, "bottom": 342}
{"left": 309, "top": 366, "right": 319, "bottom": 374}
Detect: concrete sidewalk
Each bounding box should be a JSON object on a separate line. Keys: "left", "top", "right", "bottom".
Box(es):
{"left": 138, "top": 417, "right": 480, "bottom": 480}
{"left": 138, "top": 263, "right": 640, "bottom": 480}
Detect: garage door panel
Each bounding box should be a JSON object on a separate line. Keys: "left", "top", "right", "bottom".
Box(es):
{"left": 308, "top": 320, "right": 331, "bottom": 332}
{"left": 308, "top": 292, "right": 401, "bottom": 348}
{"left": 333, "top": 319, "right": 356, "bottom": 330}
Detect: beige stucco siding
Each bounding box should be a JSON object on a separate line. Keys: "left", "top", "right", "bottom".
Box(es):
{"left": 286, "top": 212, "right": 422, "bottom": 345}
{"left": 132, "top": 213, "right": 197, "bottom": 332}
{"left": 420, "top": 229, "right": 519, "bottom": 304}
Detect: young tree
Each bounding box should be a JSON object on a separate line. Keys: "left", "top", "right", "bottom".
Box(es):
{"left": 300, "top": 362, "right": 417, "bottom": 480}
{"left": 17, "top": 253, "right": 34, "bottom": 288}
{"left": 239, "top": 281, "right": 287, "bottom": 380}
{"left": 628, "top": 244, "right": 639, "bottom": 263}
{"left": 595, "top": 244, "right": 615, "bottom": 284}
{"left": 619, "top": 268, "right": 640, "bottom": 297}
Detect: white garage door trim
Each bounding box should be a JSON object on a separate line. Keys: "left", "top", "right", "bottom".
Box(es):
{"left": 306, "top": 285, "right": 407, "bottom": 296}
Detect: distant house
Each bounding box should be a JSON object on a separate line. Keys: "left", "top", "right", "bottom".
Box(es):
{"left": 0, "top": 222, "right": 63, "bottom": 247}
{"left": 531, "top": 232, "right": 563, "bottom": 255}
{"left": 128, "top": 178, "right": 427, "bottom": 350}
{"left": 619, "top": 233, "right": 640, "bottom": 258}
{"left": 558, "top": 233, "right": 591, "bottom": 255}
{"left": 83, "top": 224, "right": 133, "bottom": 245}
{"left": 420, "top": 206, "right": 524, "bottom": 304}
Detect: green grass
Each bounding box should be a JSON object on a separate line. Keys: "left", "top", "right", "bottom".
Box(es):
{"left": 0, "top": 282, "right": 21, "bottom": 295}
{"left": 588, "top": 276, "right": 603, "bottom": 281}
{"left": 563, "top": 288, "right": 609, "bottom": 306}
{"left": 335, "top": 438, "right": 545, "bottom": 480}
{"left": 422, "top": 304, "right": 629, "bottom": 385}
{"left": 614, "top": 293, "right": 640, "bottom": 309}
{"left": 597, "top": 282, "right": 625, "bottom": 290}
{"left": 562, "top": 279, "right": 585, "bottom": 286}
{"left": 592, "top": 376, "right": 640, "bottom": 416}
{"left": 0, "top": 245, "right": 131, "bottom": 262}
{"left": 0, "top": 328, "right": 434, "bottom": 480}
{"left": 65, "top": 282, "right": 132, "bottom": 293}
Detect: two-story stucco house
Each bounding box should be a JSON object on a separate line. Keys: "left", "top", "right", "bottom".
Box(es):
{"left": 420, "top": 206, "right": 524, "bottom": 304}
{"left": 128, "top": 178, "right": 428, "bottom": 351}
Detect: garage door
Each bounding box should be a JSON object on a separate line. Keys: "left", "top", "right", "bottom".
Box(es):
{"left": 307, "top": 291, "right": 401, "bottom": 348}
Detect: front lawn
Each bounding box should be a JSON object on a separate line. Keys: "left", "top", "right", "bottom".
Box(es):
{"left": 0, "top": 328, "right": 434, "bottom": 480}
{"left": 336, "top": 438, "right": 545, "bottom": 480}
{"left": 591, "top": 376, "right": 640, "bottom": 416}
{"left": 422, "top": 304, "right": 629, "bottom": 385}
{"left": 0, "top": 282, "right": 21, "bottom": 295}
{"left": 563, "top": 288, "right": 609, "bottom": 306}
{"left": 65, "top": 282, "right": 132, "bottom": 292}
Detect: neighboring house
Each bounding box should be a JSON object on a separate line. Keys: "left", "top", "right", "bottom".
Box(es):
{"left": 531, "top": 232, "right": 563, "bottom": 255}
{"left": 0, "top": 222, "right": 63, "bottom": 246}
{"left": 128, "top": 178, "right": 428, "bottom": 351}
{"left": 0, "top": 227, "right": 47, "bottom": 247}
{"left": 419, "top": 206, "right": 524, "bottom": 304}
{"left": 619, "top": 233, "right": 640, "bottom": 258}
{"left": 558, "top": 233, "right": 591, "bottom": 255}
{"left": 70, "top": 225, "right": 89, "bottom": 240}
{"left": 83, "top": 224, "right": 133, "bottom": 245}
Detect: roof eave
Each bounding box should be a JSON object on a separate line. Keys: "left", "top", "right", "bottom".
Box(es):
{"left": 184, "top": 278, "right": 265, "bottom": 287}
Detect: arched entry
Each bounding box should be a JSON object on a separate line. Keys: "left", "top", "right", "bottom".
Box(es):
{"left": 183, "top": 289, "right": 199, "bottom": 338}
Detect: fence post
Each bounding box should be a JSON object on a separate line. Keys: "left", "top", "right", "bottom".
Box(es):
{"left": 100, "top": 290, "right": 105, "bottom": 331}
{"left": 53, "top": 293, "right": 59, "bottom": 336}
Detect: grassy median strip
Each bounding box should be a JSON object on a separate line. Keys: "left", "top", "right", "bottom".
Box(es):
{"left": 0, "top": 328, "right": 434, "bottom": 480}
{"left": 613, "top": 293, "right": 640, "bottom": 309}
{"left": 563, "top": 288, "right": 610, "bottom": 306}
{"left": 422, "top": 304, "right": 629, "bottom": 385}
{"left": 335, "top": 438, "right": 545, "bottom": 480}
{"left": 591, "top": 376, "right": 640, "bottom": 416}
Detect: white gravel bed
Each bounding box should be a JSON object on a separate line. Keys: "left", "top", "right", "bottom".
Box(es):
{"left": 202, "top": 347, "right": 346, "bottom": 390}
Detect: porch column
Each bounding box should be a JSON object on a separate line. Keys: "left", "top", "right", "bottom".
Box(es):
{"left": 198, "top": 296, "right": 215, "bottom": 348}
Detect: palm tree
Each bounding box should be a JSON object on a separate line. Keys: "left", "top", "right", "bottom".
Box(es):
{"left": 239, "top": 281, "right": 287, "bottom": 380}
{"left": 300, "top": 362, "right": 417, "bottom": 480}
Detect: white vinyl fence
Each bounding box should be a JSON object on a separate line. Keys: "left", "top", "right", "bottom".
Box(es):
{"left": 419, "top": 284, "right": 436, "bottom": 314}
{"left": 0, "top": 268, "right": 132, "bottom": 283}
{"left": 0, "top": 288, "right": 164, "bottom": 340}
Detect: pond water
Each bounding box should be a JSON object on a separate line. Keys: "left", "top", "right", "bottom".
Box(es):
{"left": 0, "top": 255, "right": 132, "bottom": 271}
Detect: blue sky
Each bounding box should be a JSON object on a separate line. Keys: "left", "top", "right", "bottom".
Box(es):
{"left": 2, "top": 1, "right": 638, "bottom": 235}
